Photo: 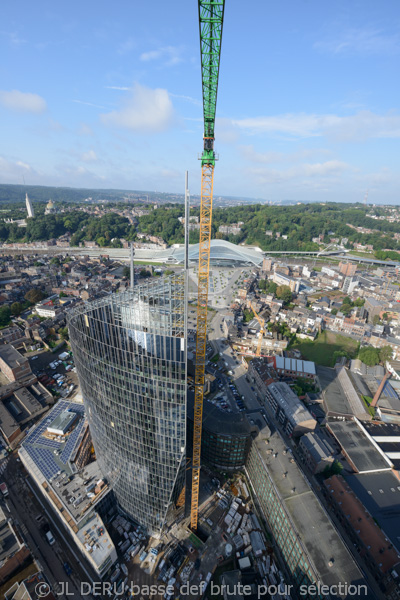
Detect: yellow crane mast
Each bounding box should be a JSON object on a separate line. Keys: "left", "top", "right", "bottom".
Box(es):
{"left": 250, "top": 301, "right": 265, "bottom": 357}
{"left": 191, "top": 0, "right": 225, "bottom": 531}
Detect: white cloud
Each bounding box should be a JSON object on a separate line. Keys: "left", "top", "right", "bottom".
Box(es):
{"left": 81, "top": 150, "right": 97, "bottom": 162}
{"left": 78, "top": 123, "right": 94, "bottom": 136}
{"left": 0, "top": 89, "right": 46, "bottom": 113}
{"left": 106, "top": 86, "right": 130, "bottom": 91}
{"left": 0, "top": 155, "right": 40, "bottom": 181}
{"left": 101, "top": 83, "right": 174, "bottom": 133}
{"left": 73, "top": 99, "right": 108, "bottom": 109}
{"left": 248, "top": 160, "right": 350, "bottom": 185}
{"left": 240, "top": 145, "right": 332, "bottom": 164}
{"left": 0, "top": 30, "right": 27, "bottom": 46}
{"left": 231, "top": 111, "right": 400, "bottom": 141}
{"left": 117, "top": 38, "right": 136, "bottom": 55}
{"left": 170, "top": 93, "right": 201, "bottom": 107}
{"left": 140, "top": 45, "right": 183, "bottom": 66}
{"left": 160, "top": 168, "right": 180, "bottom": 179}
{"left": 314, "top": 28, "right": 400, "bottom": 56}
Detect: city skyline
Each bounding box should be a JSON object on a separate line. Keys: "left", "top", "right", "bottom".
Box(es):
{"left": 1, "top": 1, "right": 400, "bottom": 204}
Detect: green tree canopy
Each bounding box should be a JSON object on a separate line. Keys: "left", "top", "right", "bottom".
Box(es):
{"left": 11, "top": 301, "right": 23, "bottom": 316}
{"left": 276, "top": 285, "right": 292, "bottom": 304}
{"left": 379, "top": 346, "right": 393, "bottom": 363}
{"left": 0, "top": 305, "right": 11, "bottom": 327}
{"left": 358, "top": 346, "right": 380, "bottom": 366}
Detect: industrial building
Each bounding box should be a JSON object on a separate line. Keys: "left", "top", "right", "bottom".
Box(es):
{"left": 68, "top": 275, "right": 187, "bottom": 538}
{"left": 265, "top": 382, "right": 317, "bottom": 437}
{"left": 246, "top": 429, "right": 365, "bottom": 599}
{"left": 0, "top": 344, "right": 32, "bottom": 383}
{"left": 323, "top": 475, "right": 400, "bottom": 597}
{"left": 318, "top": 365, "right": 371, "bottom": 421}
{"left": 273, "top": 356, "right": 316, "bottom": 380}
{"left": 327, "top": 420, "right": 393, "bottom": 474}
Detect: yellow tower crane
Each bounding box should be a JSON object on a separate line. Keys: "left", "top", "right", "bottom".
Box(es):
{"left": 190, "top": 0, "right": 225, "bottom": 532}
{"left": 250, "top": 301, "right": 265, "bottom": 357}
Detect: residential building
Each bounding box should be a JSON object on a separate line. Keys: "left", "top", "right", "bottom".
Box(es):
{"left": 298, "top": 431, "right": 335, "bottom": 473}
{"left": 339, "top": 262, "right": 358, "bottom": 277}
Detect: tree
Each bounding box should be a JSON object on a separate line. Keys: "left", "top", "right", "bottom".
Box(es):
{"left": 379, "top": 346, "right": 393, "bottom": 363}
{"left": 25, "top": 288, "right": 45, "bottom": 304}
{"left": 59, "top": 291, "right": 67, "bottom": 298}
{"left": 0, "top": 305, "right": 11, "bottom": 327}
{"left": 50, "top": 257, "right": 60, "bottom": 265}
{"left": 340, "top": 303, "right": 352, "bottom": 316}
{"left": 358, "top": 346, "right": 380, "bottom": 366}
{"left": 266, "top": 281, "right": 278, "bottom": 295}
{"left": 164, "top": 269, "right": 175, "bottom": 276}
{"left": 372, "top": 314, "right": 381, "bottom": 326}
{"left": 331, "top": 308, "right": 338, "bottom": 315}
{"left": 59, "top": 327, "right": 69, "bottom": 341}
{"left": 122, "top": 266, "right": 130, "bottom": 278}
{"left": 11, "top": 301, "right": 23, "bottom": 316}
{"left": 139, "top": 268, "right": 151, "bottom": 278}
{"left": 276, "top": 285, "right": 292, "bottom": 305}
{"left": 342, "top": 296, "right": 352, "bottom": 305}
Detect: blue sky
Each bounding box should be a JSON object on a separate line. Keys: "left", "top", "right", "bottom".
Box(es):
{"left": 1, "top": 0, "right": 400, "bottom": 203}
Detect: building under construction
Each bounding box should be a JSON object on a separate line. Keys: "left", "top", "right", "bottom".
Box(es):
{"left": 68, "top": 275, "right": 187, "bottom": 538}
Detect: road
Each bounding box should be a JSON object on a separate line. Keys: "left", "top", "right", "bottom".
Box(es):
{"left": 208, "top": 310, "right": 261, "bottom": 411}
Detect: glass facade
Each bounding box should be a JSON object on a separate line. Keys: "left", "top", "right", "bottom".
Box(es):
{"left": 246, "top": 443, "right": 318, "bottom": 598}
{"left": 187, "top": 417, "right": 251, "bottom": 470}
{"left": 68, "top": 275, "right": 187, "bottom": 538}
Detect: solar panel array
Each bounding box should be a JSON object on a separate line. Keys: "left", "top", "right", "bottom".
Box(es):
{"left": 379, "top": 379, "right": 398, "bottom": 400}
{"left": 22, "top": 401, "right": 86, "bottom": 480}
{"left": 25, "top": 445, "right": 60, "bottom": 480}
{"left": 60, "top": 419, "right": 85, "bottom": 463}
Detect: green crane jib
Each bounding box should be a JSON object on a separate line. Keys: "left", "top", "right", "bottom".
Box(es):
{"left": 198, "top": 0, "right": 225, "bottom": 166}
{"left": 191, "top": 0, "right": 225, "bottom": 531}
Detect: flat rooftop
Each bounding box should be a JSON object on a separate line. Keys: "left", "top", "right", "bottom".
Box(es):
{"left": 76, "top": 514, "right": 115, "bottom": 572}
{"left": 346, "top": 471, "right": 400, "bottom": 554}
{"left": 251, "top": 431, "right": 365, "bottom": 591}
{"left": 47, "top": 409, "right": 78, "bottom": 434}
{"left": 0, "top": 343, "right": 28, "bottom": 369}
{"left": 327, "top": 421, "right": 392, "bottom": 473}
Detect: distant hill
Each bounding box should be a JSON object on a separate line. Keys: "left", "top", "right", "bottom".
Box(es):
{"left": 0, "top": 182, "right": 318, "bottom": 207}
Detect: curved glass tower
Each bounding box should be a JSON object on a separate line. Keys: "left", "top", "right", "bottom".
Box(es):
{"left": 68, "top": 275, "right": 186, "bottom": 537}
